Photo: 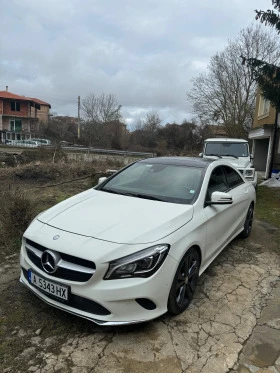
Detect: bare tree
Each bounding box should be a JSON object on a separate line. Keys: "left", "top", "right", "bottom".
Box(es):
{"left": 81, "top": 93, "right": 122, "bottom": 146}
{"left": 141, "top": 111, "right": 161, "bottom": 147}
{"left": 130, "top": 118, "right": 145, "bottom": 132}
{"left": 39, "top": 115, "right": 78, "bottom": 144}
{"left": 129, "top": 112, "right": 161, "bottom": 149}
{"left": 187, "top": 25, "right": 280, "bottom": 138}
{"left": 143, "top": 111, "right": 161, "bottom": 133}
{"left": 156, "top": 119, "right": 202, "bottom": 154}
{"left": 82, "top": 93, "right": 121, "bottom": 123}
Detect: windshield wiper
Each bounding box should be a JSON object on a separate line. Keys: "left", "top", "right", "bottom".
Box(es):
{"left": 101, "top": 188, "right": 129, "bottom": 196}
{"left": 207, "top": 153, "right": 222, "bottom": 158}
{"left": 101, "top": 189, "right": 164, "bottom": 201}
{"left": 224, "top": 154, "right": 238, "bottom": 159}
{"left": 101, "top": 189, "right": 165, "bottom": 201}
{"left": 127, "top": 192, "right": 165, "bottom": 201}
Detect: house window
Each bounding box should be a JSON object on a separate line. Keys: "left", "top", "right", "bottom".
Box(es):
{"left": 11, "top": 101, "right": 21, "bottom": 111}
{"left": 10, "top": 119, "right": 22, "bottom": 132}
{"left": 258, "top": 95, "right": 270, "bottom": 118}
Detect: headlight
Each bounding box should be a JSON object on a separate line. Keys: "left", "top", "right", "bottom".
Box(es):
{"left": 104, "top": 244, "right": 170, "bottom": 280}
{"left": 245, "top": 169, "right": 254, "bottom": 177}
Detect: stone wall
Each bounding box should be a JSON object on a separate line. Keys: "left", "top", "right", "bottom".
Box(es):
{"left": 65, "top": 150, "right": 147, "bottom": 166}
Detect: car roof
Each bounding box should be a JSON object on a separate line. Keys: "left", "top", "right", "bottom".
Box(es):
{"left": 139, "top": 157, "right": 214, "bottom": 168}
{"left": 205, "top": 138, "right": 248, "bottom": 143}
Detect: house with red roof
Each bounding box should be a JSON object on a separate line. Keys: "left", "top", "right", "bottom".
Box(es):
{"left": 0, "top": 87, "right": 51, "bottom": 143}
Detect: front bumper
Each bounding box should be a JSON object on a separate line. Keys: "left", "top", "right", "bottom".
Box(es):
{"left": 19, "top": 274, "right": 144, "bottom": 325}
{"left": 19, "top": 251, "right": 178, "bottom": 326}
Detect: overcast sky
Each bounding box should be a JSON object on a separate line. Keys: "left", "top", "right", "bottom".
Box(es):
{"left": 1, "top": 0, "right": 273, "bottom": 128}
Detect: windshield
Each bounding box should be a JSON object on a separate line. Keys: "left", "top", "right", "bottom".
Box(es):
{"left": 98, "top": 161, "right": 204, "bottom": 204}
{"left": 205, "top": 142, "right": 249, "bottom": 157}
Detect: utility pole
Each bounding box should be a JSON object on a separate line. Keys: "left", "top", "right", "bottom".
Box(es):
{"left": 78, "top": 95, "right": 81, "bottom": 139}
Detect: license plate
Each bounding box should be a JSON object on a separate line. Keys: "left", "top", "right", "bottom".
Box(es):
{"left": 28, "top": 270, "right": 69, "bottom": 301}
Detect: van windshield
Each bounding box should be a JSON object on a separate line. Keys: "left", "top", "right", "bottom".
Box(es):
{"left": 205, "top": 142, "right": 249, "bottom": 157}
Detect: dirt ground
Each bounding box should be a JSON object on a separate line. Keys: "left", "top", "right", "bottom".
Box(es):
{"left": 0, "top": 164, "right": 279, "bottom": 373}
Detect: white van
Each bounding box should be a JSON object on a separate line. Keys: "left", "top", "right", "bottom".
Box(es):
{"left": 200, "top": 138, "right": 257, "bottom": 187}
{"left": 10, "top": 140, "right": 40, "bottom": 147}
{"left": 31, "top": 138, "right": 51, "bottom": 146}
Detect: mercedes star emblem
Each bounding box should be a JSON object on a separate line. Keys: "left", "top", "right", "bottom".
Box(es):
{"left": 41, "top": 250, "right": 60, "bottom": 274}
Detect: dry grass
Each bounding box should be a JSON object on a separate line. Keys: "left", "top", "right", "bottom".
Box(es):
{"left": 0, "top": 189, "right": 36, "bottom": 255}
{"left": 256, "top": 186, "right": 280, "bottom": 228}
{"left": 0, "top": 160, "right": 123, "bottom": 258}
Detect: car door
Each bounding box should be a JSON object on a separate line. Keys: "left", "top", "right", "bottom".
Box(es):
{"left": 222, "top": 165, "right": 251, "bottom": 235}
{"left": 203, "top": 165, "right": 243, "bottom": 262}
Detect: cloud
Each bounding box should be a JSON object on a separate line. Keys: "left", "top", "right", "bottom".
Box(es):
{"left": 1, "top": 0, "right": 270, "bottom": 129}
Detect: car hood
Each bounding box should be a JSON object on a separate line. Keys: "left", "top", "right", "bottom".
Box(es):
{"left": 38, "top": 189, "right": 194, "bottom": 244}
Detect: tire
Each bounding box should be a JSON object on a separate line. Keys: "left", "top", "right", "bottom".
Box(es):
{"left": 168, "top": 247, "right": 200, "bottom": 315}
{"left": 240, "top": 204, "right": 254, "bottom": 238}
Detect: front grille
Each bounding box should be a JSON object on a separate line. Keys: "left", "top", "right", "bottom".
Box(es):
{"left": 25, "top": 238, "right": 96, "bottom": 282}
{"left": 22, "top": 268, "right": 111, "bottom": 316}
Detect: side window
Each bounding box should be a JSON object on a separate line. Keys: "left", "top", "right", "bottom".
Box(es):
{"left": 10, "top": 119, "right": 22, "bottom": 132}
{"left": 206, "top": 166, "right": 228, "bottom": 200}
{"left": 223, "top": 166, "right": 244, "bottom": 189}
{"left": 11, "top": 101, "right": 20, "bottom": 111}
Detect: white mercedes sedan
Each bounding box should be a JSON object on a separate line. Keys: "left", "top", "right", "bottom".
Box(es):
{"left": 20, "top": 157, "right": 256, "bottom": 325}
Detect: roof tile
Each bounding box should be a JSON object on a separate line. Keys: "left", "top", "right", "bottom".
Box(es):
{"left": 0, "top": 91, "right": 51, "bottom": 108}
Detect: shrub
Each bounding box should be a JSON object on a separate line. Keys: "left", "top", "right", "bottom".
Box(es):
{"left": 21, "top": 148, "right": 66, "bottom": 163}
{"left": 0, "top": 189, "right": 35, "bottom": 254}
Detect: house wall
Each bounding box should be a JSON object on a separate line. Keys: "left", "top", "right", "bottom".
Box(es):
{"left": 272, "top": 130, "right": 280, "bottom": 171}
{"left": 0, "top": 99, "right": 2, "bottom": 130}
{"left": 2, "top": 99, "right": 29, "bottom": 117}
{"left": 253, "top": 89, "right": 276, "bottom": 128}
{"left": 2, "top": 117, "right": 31, "bottom": 132}
{"left": 254, "top": 138, "right": 269, "bottom": 171}
{"left": 30, "top": 105, "right": 49, "bottom": 122}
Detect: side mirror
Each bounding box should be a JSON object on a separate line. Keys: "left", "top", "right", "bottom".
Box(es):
{"left": 208, "top": 191, "right": 233, "bottom": 205}
{"left": 199, "top": 153, "right": 203, "bottom": 157}
{"left": 98, "top": 177, "right": 107, "bottom": 185}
